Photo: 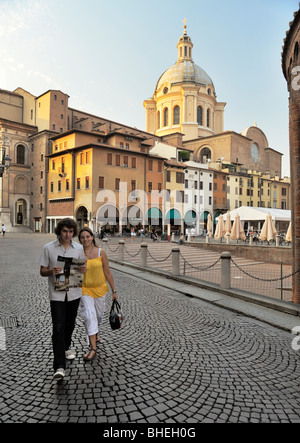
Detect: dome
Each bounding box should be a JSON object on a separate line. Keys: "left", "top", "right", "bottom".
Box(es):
{"left": 155, "top": 60, "right": 214, "bottom": 91}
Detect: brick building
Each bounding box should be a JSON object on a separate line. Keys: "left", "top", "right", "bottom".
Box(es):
{"left": 282, "top": 4, "right": 300, "bottom": 304}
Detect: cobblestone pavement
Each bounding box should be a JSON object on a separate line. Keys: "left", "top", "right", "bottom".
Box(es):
{"left": 0, "top": 233, "right": 300, "bottom": 424}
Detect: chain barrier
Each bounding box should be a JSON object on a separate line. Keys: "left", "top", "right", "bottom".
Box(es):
{"left": 147, "top": 249, "right": 172, "bottom": 262}
{"left": 180, "top": 253, "right": 220, "bottom": 274}
{"left": 107, "top": 244, "right": 119, "bottom": 253}
{"left": 124, "top": 246, "right": 141, "bottom": 257}
{"left": 231, "top": 258, "right": 299, "bottom": 282}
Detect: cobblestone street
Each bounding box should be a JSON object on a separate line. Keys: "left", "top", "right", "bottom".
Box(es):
{"left": 0, "top": 233, "right": 300, "bottom": 424}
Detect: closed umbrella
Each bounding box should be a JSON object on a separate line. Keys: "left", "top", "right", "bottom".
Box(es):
{"left": 214, "top": 214, "right": 226, "bottom": 240}
{"left": 225, "top": 212, "right": 231, "bottom": 236}
{"left": 286, "top": 221, "right": 292, "bottom": 242}
{"left": 230, "top": 214, "right": 246, "bottom": 241}
{"left": 259, "top": 213, "right": 277, "bottom": 242}
{"left": 207, "top": 213, "right": 212, "bottom": 238}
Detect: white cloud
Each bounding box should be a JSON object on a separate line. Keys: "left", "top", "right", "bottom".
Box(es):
{"left": 0, "top": 0, "right": 50, "bottom": 36}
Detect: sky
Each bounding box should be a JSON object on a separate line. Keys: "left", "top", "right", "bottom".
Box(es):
{"left": 0, "top": 0, "right": 298, "bottom": 177}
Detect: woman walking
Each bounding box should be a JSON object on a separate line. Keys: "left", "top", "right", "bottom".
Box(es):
{"left": 78, "top": 227, "right": 118, "bottom": 361}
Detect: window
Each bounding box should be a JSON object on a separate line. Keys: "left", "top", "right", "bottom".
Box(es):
{"left": 207, "top": 109, "right": 210, "bottom": 127}
{"left": 50, "top": 182, "right": 54, "bottom": 193}
{"left": 99, "top": 176, "right": 104, "bottom": 188}
{"left": 131, "top": 180, "right": 136, "bottom": 191}
{"left": 125, "top": 143, "right": 129, "bottom": 150}
{"left": 158, "top": 161, "right": 162, "bottom": 172}
{"left": 85, "top": 176, "right": 90, "bottom": 189}
{"left": 158, "top": 183, "right": 162, "bottom": 192}
{"left": 173, "top": 106, "right": 180, "bottom": 125}
{"left": 166, "top": 171, "right": 171, "bottom": 182}
{"left": 132, "top": 157, "right": 136, "bottom": 168}
{"left": 107, "top": 153, "right": 112, "bottom": 165}
{"left": 66, "top": 179, "right": 70, "bottom": 191}
{"left": 115, "top": 178, "right": 120, "bottom": 190}
{"left": 163, "top": 108, "right": 168, "bottom": 127}
{"left": 61, "top": 157, "right": 65, "bottom": 173}
{"left": 197, "top": 106, "right": 203, "bottom": 125}
{"left": 148, "top": 159, "right": 153, "bottom": 171}
{"left": 40, "top": 186, "right": 43, "bottom": 194}
{"left": 282, "top": 188, "right": 287, "bottom": 196}
{"left": 148, "top": 182, "right": 152, "bottom": 193}
{"left": 116, "top": 155, "right": 120, "bottom": 166}
{"left": 58, "top": 180, "right": 61, "bottom": 192}
{"left": 77, "top": 178, "right": 80, "bottom": 190}
{"left": 176, "top": 172, "right": 184, "bottom": 184}
{"left": 16, "top": 145, "right": 25, "bottom": 164}
{"left": 52, "top": 160, "right": 56, "bottom": 171}
{"left": 123, "top": 156, "right": 128, "bottom": 167}
{"left": 120, "top": 142, "right": 124, "bottom": 149}
{"left": 200, "top": 147, "right": 211, "bottom": 163}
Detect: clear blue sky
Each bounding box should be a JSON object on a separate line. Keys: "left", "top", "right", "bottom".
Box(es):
{"left": 0, "top": 0, "right": 298, "bottom": 177}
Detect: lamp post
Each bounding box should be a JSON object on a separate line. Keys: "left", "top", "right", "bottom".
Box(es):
{"left": 0, "top": 147, "right": 11, "bottom": 177}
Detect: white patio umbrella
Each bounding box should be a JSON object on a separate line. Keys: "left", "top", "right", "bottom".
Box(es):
{"left": 230, "top": 214, "right": 246, "bottom": 241}
{"left": 225, "top": 212, "right": 231, "bottom": 236}
{"left": 207, "top": 213, "right": 212, "bottom": 238}
{"left": 214, "top": 214, "right": 226, "bottom": 239}
{"left": 286, "top": 221, "right": 292, "bottom": 242}
{"left": 259, "top": 213, "right": 277, "bottom": 242}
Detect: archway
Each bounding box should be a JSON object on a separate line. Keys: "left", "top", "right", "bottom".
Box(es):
{"left": 76, "top": 206, "right": 88, "bottom": 230}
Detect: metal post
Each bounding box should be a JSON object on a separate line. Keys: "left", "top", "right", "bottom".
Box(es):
{"left": 102, "top": 238, "right": 108, "bottom": 252}
{"left": 280, "top": 262, "right": 283, "bottom": 300}
{"left": 220, "top": 252, "right": 231, "bottom": 289}
{"left": 141, "top": 243, "right": 148, "bottom": 268}
{"left": 118, "top": 240, "right": 125, "bottom": 261}
{"left": 172, "top": 247, "right": 180, "bottom": 275}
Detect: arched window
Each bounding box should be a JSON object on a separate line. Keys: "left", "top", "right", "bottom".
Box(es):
{"left": 163, "top": 108, "right": 168, "bottom": 127}
{"left": 294, "top": 42, "right": 299, "bottom": 61}
{"left": 197, "top": 106, "right": 203, "bottom": 125}
{"left": 173, "top": 106, "right": 180, "bottom": 125}
{"left": 207, "top": 109, "right": 210, "bottom": 128}
{"left": 16, "top": 145, "right": 25, "bottom": 165}
{"left": 200, "top": 147, "right": 211, "bottom": 163}
{"left": 157, "top": 111, "right": 160, "bottom": 129}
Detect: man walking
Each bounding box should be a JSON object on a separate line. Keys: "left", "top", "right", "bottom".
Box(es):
{"left": 40, "top": 218, "right": 86, "bottom": 380}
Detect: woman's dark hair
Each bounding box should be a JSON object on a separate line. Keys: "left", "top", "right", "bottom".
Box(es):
{"left": 78, "top": 227, "right": 96, "bottom": 246}
{"left": 55, "top": 218, "right": 78, "bottom": 238}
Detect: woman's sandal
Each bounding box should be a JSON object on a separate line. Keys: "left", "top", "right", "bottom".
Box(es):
{"left": 83, "top": 347, "right": 97, "bottom": 361}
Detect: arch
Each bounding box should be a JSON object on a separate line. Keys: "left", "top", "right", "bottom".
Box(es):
{"left": 14, "top": 197, "right": 29, "bottom": 226}
{"left": 146, "top": 207, "right": 162, "bottom": 226}
{"left": 15, "top": 175, "right": 29, "bottom": 194}
{"left": 96, "top": 204, "right": 119, "bottom": 226}
{"left": 199, "top": 210, "right": 212, "bottom": 231}
{"left": 199, "top": 147, "right": 211, "bottom": 163}
{"left": 76, "top": 205, "right": 88, "bottom": 229}
{"left": 184, "top": 209, "right": 197, "bottom": 226}
{"left": 122, "top": 205, "right": 143, "bottom": 227}
{"left": 165, "top": 208, "right": 182, "bottom": 226}
{"left": 173, "top": 105, "right": 180, "bottom": 125}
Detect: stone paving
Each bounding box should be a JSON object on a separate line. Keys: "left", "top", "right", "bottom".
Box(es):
{"left": 0, "top": 233, "right": 300, "bottom": 423}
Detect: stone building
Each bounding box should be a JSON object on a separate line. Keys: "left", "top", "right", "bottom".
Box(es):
{"left": 282, "top": 3, "right": 300, "bottom": 304}
{"left": 144, "top": 23, "right": 283, "bottom": 177}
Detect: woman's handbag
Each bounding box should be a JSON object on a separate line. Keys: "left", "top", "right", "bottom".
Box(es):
{"left": 109, "top": 300, "right": 124, "bottom": 330}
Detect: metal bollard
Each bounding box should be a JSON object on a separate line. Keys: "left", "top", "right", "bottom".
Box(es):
{"left": 172, "top": 247, "right": 180, "bottom": 275}
{"left": 220, "top": 252, "right": 231, "bottom": 289}
{"left": 141, "top": 243, "right": 148, "bottom": 268}
{"left": 102, "top": 238, "right": 108, "bottom": 252}
{"left": 118, "top": 240, "right": 125, "bottom": 261}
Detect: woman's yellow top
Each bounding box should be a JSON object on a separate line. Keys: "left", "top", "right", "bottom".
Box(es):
{"left": 82, "top": 248, "right": 109, "bottom": 298}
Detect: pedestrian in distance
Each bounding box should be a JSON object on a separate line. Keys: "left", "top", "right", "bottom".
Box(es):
{"left": 39, "top": 218, "right": 87, "bottom": 381}
{"left": 1, "top": 224, "right": 5, "bottom": 237}
{"left": 78, "top": 227, "right": 118, "bottom": 362}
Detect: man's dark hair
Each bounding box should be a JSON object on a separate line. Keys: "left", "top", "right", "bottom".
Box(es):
{"left": 54, "top": 218, "right": 78, "bottom": 238}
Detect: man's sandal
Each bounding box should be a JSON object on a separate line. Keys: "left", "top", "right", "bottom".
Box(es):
{"left": 83, "top": 348, "right": 97, "bottom": 361}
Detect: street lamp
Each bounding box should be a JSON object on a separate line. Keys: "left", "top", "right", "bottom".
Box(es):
{"left": 0, "top": 147, "right": 11, "bottom": 177}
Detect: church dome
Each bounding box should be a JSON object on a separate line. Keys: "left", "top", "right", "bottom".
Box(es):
{"left": 155, "top": 60, "right": 214, "bottom": 91}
